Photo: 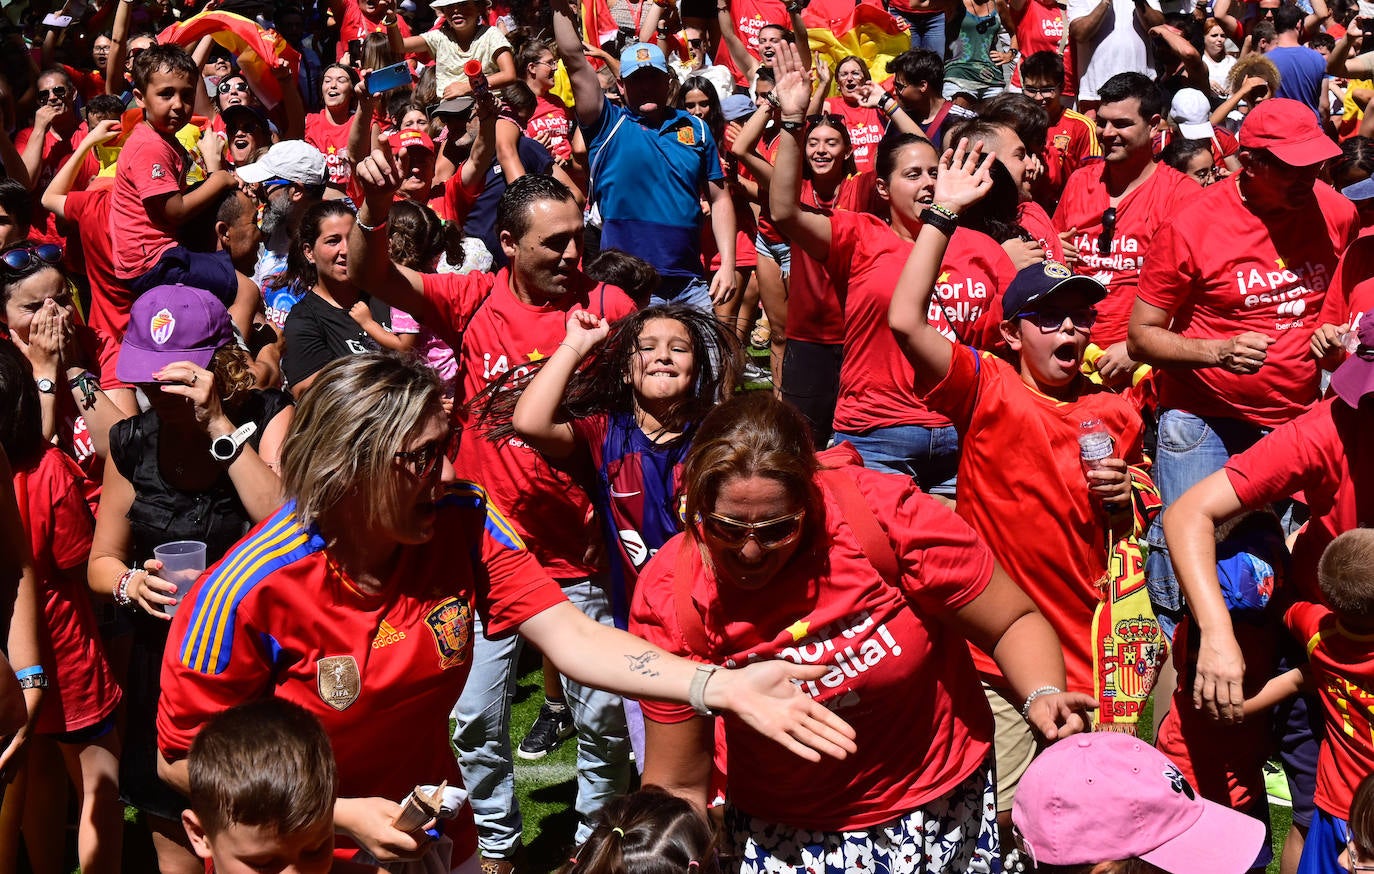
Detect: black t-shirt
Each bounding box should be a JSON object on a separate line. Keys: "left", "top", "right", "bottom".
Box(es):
{"left": 281, "top": 291, "right": 393, "bottom": 387}
{"left": 463, "top": 134, "right": 555, "bottom": 269}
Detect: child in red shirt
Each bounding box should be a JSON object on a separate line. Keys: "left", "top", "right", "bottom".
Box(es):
{"left": 890, "top": 140, "right": 1144, "bottom": 818}
{"left": 110, "top": 45, "right": 243, "bottom": 308}
{"left": 1244, "top": 529, "right": 1374, "bottom": 874}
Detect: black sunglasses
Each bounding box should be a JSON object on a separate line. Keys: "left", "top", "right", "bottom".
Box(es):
{"left": 1, "top": 243, "right": 62, "bottom": 272}
{"left": 1020, "top": 307, "right": 1099, "bottom": 334}
{"left": 1097, "top": 206, "right": 1118, "bottom": 257}
{"left": 219, "top": 79, "right": 250, "bottom": 95}
{"left": 37, "top": 85, "right": 70, "bottom": 103}
{"left": 395, "top": 440, "right": 445, "bottom": 478}
{"left": 975, "top": 17, "right": 996, "bottom": 33}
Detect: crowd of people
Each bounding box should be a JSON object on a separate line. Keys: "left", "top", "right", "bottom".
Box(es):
{"left": 2, "top": 0, "right": 1374, "bottom": 871}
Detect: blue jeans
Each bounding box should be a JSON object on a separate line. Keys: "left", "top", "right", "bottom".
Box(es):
{"left": 890, "top": 7, "right": 947, "bottom": 54}
{"left": 832, "top": 424, "right": 960, "bottom": 496}
{"left": 1144, "top": 410, "right": 1267, "bottom": 636}
{"left": 451, "top": 578, "right": 632, "bottom": 856}
{"left": 652, "top": 275, "right": 714, "bottom": 313}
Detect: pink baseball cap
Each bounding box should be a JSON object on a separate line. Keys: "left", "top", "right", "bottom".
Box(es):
{"left": 1012, "top": 733, "right": 1266, "bottom": 873}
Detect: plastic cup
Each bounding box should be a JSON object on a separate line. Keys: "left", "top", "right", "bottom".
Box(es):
{"left": 153, "top": 540, "right": 207, "bottom": 617}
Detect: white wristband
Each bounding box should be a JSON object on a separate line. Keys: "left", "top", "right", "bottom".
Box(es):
{"left": 689, "top": 663, "right": 721, "bottom": 717}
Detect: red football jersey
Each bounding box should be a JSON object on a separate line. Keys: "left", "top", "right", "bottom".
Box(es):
{"left": 159, "top": 490, "right": 564, "bottom": 862}
{"left": 305, "top": 110, "right": 354, "bottom": 191}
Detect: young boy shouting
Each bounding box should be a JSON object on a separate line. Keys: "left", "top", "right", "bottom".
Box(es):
{"left": 111, "top": 44, "right": 249, "bottom": 313}
{"left": 889, "top": 139, "right": 1145, "bottom": 824}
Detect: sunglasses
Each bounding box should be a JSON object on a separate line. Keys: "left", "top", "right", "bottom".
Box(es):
{"left": 700, "top": 509, "right": 806, "bottom": 550}
{"left": 395, "top": 440, "right": 446, "bottom": 478}
{"left": 1020, "top": 307, "right": 1099, "bottom": 334}
{"left": 975, "top": 17, "right": 996, "bottom": 33}
{"left": 218, "top": 80, "right": 250, "bottom": 95}
{"left": 37, "top": 85, "right": 70, "bottom": 103}
{"left": 1, "top": 243, "right": 62, "bottom": 272}
{"left": 1097, "top": 206, "right": 1118, "bottom": 256}
{"left": 1022, "top": 84, "right": 1058, "bottom": 96}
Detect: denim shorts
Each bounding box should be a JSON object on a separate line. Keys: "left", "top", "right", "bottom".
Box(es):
{"left": 753, "top": 233, "right": 791, "bottom": 277}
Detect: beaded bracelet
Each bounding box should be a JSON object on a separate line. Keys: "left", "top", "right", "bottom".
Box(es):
{"left": 1020, "top": 685, "right": 1063, "bottom": 720}
{"left": 114, "top": 567, "right": 138, "bottom": 608}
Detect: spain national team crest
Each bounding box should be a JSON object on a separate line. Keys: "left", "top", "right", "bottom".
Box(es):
{"left": 678, "top": 125, "right": 696, "bottom": 145}
{"left": 317, "top": 655, "right": 361, "bottom": 711}
{"left": 425, "top": 597, "right": 472, "bottom": 670}
{"left": 150, "top": 308, "right": 176, "bottom": 345}
{"left": 1053, "top": 133, "right": 1071, "bottom": 152}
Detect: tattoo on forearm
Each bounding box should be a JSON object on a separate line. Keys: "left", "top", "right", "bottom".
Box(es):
{"left": 625, "top": 651, "right": 661, "bottom": 677}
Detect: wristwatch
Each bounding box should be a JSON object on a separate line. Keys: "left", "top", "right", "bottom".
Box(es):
{"left": 210, "top": 421, "right": 259, "bottom": 463}
{"left": 35, "top": 377, "right": 56, "bottom": 395}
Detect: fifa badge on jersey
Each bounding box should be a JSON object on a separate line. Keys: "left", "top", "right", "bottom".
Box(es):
{"left": 317, "top": 656, "right": 361, "bottom": 711}
{"left": 425, "top": 597, "right": 472, "bottom": 670}
{"left": 678, "top": 125, "right": 696, "bottom": 146}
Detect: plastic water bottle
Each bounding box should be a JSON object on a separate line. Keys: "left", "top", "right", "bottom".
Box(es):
{"left": 464, "top": 59, "right": 489, "bottom": 96}
{"left": 1078, "top": 419, "right": 1115, "bottom": 471}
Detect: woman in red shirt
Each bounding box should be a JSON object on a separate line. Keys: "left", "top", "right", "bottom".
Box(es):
{"left": 631, "top": 393, "right": 1092, "bottom": 874}
{"left": 305, "top": 64, "right": 362, "bottom": 196}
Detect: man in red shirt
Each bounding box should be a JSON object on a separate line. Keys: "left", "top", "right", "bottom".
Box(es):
{"left": 18, "top": 68, "right": 84, "bottom": 245}
{"left": 1054, "top": 72, "right": 1199, "bottom": 386}
{"left": 1021, "top": 50, "right": 1099, "bottom": 211}
{"left": 1130, "top": 95, "right": 1356, "bottom": 666}
{"left": 348, "top": 158, "right": 637, "bottom": 871}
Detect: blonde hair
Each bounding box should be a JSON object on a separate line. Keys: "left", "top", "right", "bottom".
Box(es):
{"left": 280, "top": 353, "right": 442, "bottom": 530}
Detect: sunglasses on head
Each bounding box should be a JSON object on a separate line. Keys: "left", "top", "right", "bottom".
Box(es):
{"left": 700, "top": 509, "right": 806, "bottom": 550}
{"left": 1019, "top": 306, "right": 1099, "bottom": 334}
{"left": 37, "top": 85, "right": 70, "bottom": 103}
{"left": 394, "top": 439, "right": 446, "bottom": 478}
{"left": 1, "top": 243, "right": 62, "bottom": 272}
{"left": 219, "top": 80, "right": 250, "bottom": 94}
{"left": 1097, "top": 206, "right": 1118, "bottom": 256}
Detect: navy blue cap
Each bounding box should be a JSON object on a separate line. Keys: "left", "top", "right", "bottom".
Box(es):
{"left": 1342, "top": 176, "right": 1374, "bottom": 202}
{"left": 1001, "top": 260, "right": 1108, "bottom": 320}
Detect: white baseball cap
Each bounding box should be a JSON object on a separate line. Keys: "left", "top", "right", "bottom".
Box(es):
{"left": 235, "top": 140, "right": 327, "bottom": 186}
{"left": 1170, "top": 88, "right": 1214, "bottom": 140}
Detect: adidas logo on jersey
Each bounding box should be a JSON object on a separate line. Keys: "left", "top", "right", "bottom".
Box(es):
{"left": 372, "top": 620, "right": 407, "bottom": 649}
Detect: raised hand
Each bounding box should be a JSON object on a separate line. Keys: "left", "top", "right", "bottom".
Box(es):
{"left": 355, "top": 145, "right": 405, "bottom": 207}
{"left": 932, "top": 137, "right": 996, "bottom": 213}
{"left": 562, "top": 309, "right": 611, "bottom": 356}
{"left": 771, "top": 40, "right": 811, "bottom": 119}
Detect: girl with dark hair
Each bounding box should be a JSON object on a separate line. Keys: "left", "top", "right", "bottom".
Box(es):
{"left": 0, "top": 339, "right": 123, "bottom": 874}
{"left": 502, "top": 303, "right": 741, "bottom": 626}
{"left": 280, "top": 201, "right": 405, "bottom": 395}
{"left": 1160, "top": 136, "right": 1223, "bottom": 187}
{"left": 305, "top": 63, "right": 362, "bottom": 194}
{"left": 514, "top": 31, "right": 585, "bottom": 169}
{"left": 561, "top": 787, "right": 721, "bottom": 874}
{"left": 769, "top": 43, "right": 1014, "bottom": 490}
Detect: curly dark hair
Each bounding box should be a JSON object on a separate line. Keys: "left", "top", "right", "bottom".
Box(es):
{"left": 471, "top": 304, "right": 742, "bottom": 441}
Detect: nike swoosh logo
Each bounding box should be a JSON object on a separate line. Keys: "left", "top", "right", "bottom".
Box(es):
{"left": 609, "top": 490, "right": 642, "bottom": 498}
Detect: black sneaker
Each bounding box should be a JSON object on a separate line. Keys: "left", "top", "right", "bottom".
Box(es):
{"left": 517, "top": 702, "right": 574, "bottom": 760}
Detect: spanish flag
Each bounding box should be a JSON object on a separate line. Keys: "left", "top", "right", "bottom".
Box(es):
{"left": 158, "top": 11, "right": 301, "bottom": 110}
{"left": 803, "top": 0, "right": 910, "bottom": 92}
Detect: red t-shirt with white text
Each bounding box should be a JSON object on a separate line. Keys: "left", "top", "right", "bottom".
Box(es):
{"left": 1137, "top": 177, "right": 1357, "bottom": 429}
{"left": 923, "top": 345, "right": 1144, "bottom": 693}
{"left": 823, "top": 98, "right": 887, "bottom": 176}
{"left": 630, "top": 452, "right": 994, "bottom": 831}
{"left": 1010, "top": 0, "right": 1077, "bottom": 97}
{"left": 1053, "top": 163, "right": 1199, "bottom": 345}
{"left": 827, "top": 210, "right": 1013, "bottom": 432}
{"left": 305, "top": 110, "right": 354, "bottom": 190}
{"left": 419, "top": 269, "right": 637, "bottom": 577}
{"left": 527, "top": 94, "right": 575, "bottom": 163}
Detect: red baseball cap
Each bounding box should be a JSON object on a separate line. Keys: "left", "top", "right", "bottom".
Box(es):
{"left": 388, "top": 129, "right": 435, "bottom": 154}
{"left": 1237, "top": 98, "right": 1340, "bottom": 166}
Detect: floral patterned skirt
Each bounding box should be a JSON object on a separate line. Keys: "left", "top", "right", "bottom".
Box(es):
{"left": 725, "top": 758, "right": 1000, "bottom": 874}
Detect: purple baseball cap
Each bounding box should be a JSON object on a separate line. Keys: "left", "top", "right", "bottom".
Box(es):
{"left": 1013, "top": 733, "right": 1267, "bottom": 873}
{"left": 1331, "top": 316, "right": 1374, "bottom": 407}
{"left": 116, "top": 285, "right": 234, "bottom": 384}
